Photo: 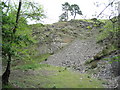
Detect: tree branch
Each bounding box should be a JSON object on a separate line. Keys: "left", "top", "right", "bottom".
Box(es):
{"left": 96, "top": 0, "right": 116, "bottom": 18}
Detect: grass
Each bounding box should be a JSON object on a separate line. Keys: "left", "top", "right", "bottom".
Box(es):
{"left": 48, "top": 69, "right": 103, "bottom": 88}
{"left": 78, "top": 19, "right": 107, "bottom": 23}
{"left": 13, "top": 63, "right": 50, "bottom": 70}
{"left": 8, "top": 53, "right": 49, "bottom": 71}
{"left": 10, "top": 52, "right": 104, "bottom": 88}
{"left": 10, "top": 64, "right": 104, "bottom": 88}
{"left": 12, "top": 53, "right": 51, "bottom": 70}
{"left": 32, "top": 53, "right": 51, "bottom": 63}
{"left": 2, "top": 84, "right": 14, "bottom": 88}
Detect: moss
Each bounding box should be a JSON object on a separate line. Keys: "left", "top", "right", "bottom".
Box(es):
{"left": 86, "top": 26, "right": 92, "bottom": 29}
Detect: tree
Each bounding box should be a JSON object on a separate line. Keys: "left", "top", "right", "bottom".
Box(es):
{"left": 70, "top": 4, "right": 82, "bottom": 19}
{"left": 62, "top": 2, "right": 70, "bottom": 21}
{"left": 59, "top": 2, "right": 71, "bottom": 21}
{"left": 2, "top": 0, "right": 22, "bottom": 85}
{"left": 2, "top": 0, "right": 45, "bottom": 85}
{"left": 59, "top": 2, "right": 82, "bottom": 21}
{"left": 59, "top": 12, "right": 67, "bottom": 21}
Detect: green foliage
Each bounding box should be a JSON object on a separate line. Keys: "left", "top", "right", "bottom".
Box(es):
{"left": 2, "top": 0, "right": 45, "bottom": 64}
{"left": 59, "top": 12, "right": 68, "bottom": 21}
{"left": 59, "top": 2, "right": 82, "bottom": 21}
{"left": 97, "top": 20, "right": 115, "bottom": 41}
{"left": 62, "top": 2, "right": 71, "bottom": 11}
{"left": 59, "top": 2, "right": 70, "bottom": 21}
{"left": 21, "top": 0, "right": 45, "bottom": 21}
{"left": 2, "top": 11, "right": 34, "bottom": 60}
{"left": 70, "top": 4, "right": 82, "bottom": 19}
{"left": 86, "top": 26, "right": 92, "bottom": 29}
{"left": 103, "top": 55, "right": 120, "bottom": 63}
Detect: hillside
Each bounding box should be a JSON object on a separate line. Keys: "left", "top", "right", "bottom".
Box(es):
{"left": 8, "top": 19, "right": 120, "bottom": 88}
{"left": 30, "top": 19, "right": 102, "bottom": 54}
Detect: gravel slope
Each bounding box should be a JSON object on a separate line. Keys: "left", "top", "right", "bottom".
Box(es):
{"left": 41, "top": 37, "right": 103, "bottom": 72}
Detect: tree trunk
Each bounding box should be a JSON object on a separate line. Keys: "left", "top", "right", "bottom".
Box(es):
{"left": 2, "top": 54, "right": 11, "bottom": 85}
{"left": 13, "top": 0, "right": 22, "bottom": 34}
{"left": 74, "top": 11, "right": 76, "bottom": 19}
{"left": 66, "top": 11, "right": 68, "bottom": 21}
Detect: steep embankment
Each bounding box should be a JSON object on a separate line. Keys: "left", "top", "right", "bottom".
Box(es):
{"left": 30, "top": 20, "right": 97, "bottom": 54}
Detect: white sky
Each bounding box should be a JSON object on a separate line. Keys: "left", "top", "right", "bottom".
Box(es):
{"left": 6, "top": 0, "right": 119, "bottom": 24}
{"left": 27, "top": 0, "right": 118, "bottom": 24}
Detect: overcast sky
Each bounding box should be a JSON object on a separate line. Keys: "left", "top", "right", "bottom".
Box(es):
{"left": 8, "top": 0, "right": 119, "bottom": 24}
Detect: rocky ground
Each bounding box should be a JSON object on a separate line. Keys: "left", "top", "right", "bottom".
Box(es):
{"left": 41, "top": 37, "right": 119, "bottom": 88}
{"left": 38, "top": 20, "right": 120, "bottom": 88}
{"left": 41, "top": 37, "right": 102, "bottom": 71}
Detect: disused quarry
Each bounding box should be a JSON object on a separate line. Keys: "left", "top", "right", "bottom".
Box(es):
{"left": 9, "top": 19, "right": 120, "bottom": 88}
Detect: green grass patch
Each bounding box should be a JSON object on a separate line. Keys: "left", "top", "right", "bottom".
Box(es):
{"left": 10, "top": 64, "right": 104, "bottom": 88}
{"left": 48, "top": 70, "right": 103, "bottom": 88}
{"left": 13, "top": 63, "right": 50, "bottom": 70}
{"left": 11, "top": 53, "right": 51, "bottom": 69}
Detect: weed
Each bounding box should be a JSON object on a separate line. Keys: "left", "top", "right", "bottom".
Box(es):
{"left": 2, "top": 83, "right": 14, "bottom": 88}
{"left": 90, "top": 61, "right": 98, "bottom": 69}
{"left": 84, "top": 59, "right": 93, "bottom": 65}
